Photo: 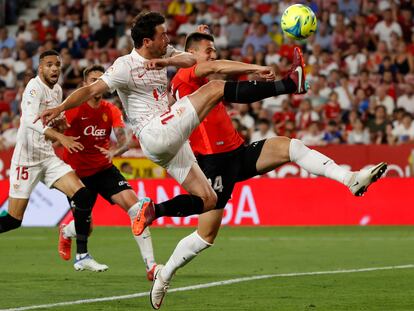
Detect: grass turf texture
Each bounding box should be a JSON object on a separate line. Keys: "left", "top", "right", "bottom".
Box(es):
{"left": 1, "top": 226, "right": 414, "bottom": 310}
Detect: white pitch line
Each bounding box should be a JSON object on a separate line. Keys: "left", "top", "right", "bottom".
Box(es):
{"left": 1, "top": 264, "right": 413, "bottom": 311}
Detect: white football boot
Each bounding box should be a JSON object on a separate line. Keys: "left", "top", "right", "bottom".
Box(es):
{"left": 348, "top": 162, "right": 387, "bottom": 196}
{"left": 73, "top": 253, "right": 109, "bottom": 272}
{"left": 150, "top": 265, "right": 170, "bottom": 310}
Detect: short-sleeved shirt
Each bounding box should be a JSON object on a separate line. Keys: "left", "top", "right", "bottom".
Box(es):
{"left": 12, "top": 76, "right": 63, "bottom": 166}
{"left": 100, "top": 46, "right": 177, "bottom": 135}
{"left": 63, "top": 100, "right": 125, "bottom": 178}
{"left": 171, "top": 65, "right": 244, "bottom": 156}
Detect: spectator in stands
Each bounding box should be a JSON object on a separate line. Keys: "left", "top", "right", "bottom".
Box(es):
{"left": 296, "top": 99, "right": 320, "bottom": 131}
{"left": 345, "top": 43, "right": 367, "bottom": 76}
{"left": 225, "top": 9, "right": 248, "bottom": 49}
{"left": 0, "top": 27, "right": 16, "bottom": 50}
{"left": 0, "top": 115, "right": 19, "bottom": 149}
{"left": 367, "top": 105, "right": 389, "bottom": 144}
{"left": 195, "top": 2, "right": 213, "bottom": 25}
{"left": 261, "top": 3, "right": 280, "bottom": 28}
{"left": 323, "top": 91, "right": 342, "bottom": 123}
{"left": 0, "top": 64, "right": 16, "bottom": 88}
{"left": 250, "top": 118, "right": 276, "bottom": 143}
{"left": 242, "top": 23, "right": 272, "bottom": 56}
{"left": 323, "top": 120, "right": 344, "bottom": 144}
{"left": 300, "top": 121, "right": 326, "bottom": 146}
{"left": 211, "top": 24, "right": 228, "bottom": 50}
{"left": 390, "top": 112, "right": 414, "bottom": 144}
{"left": 314, "top": 22, "right": 333, "bottom": 52}
{"left": 0, "top": 47, "right": 14, "bottom": 68}
{"left": 347, "top": 118, "right": 371, "bottom": 144}
{"left": 397, "top": 84, "right": 414, "bottom": 114}
{"left": 94, "top": 14, "right": 116, "bottom": 49}
{"left": 372, "top": 8, "right": 402, "bottom": 49}
{"left": 78, "top": 23, "right": 95, "bottom": 50}
{"left": 393, "top": 40, "right": 414, "bottom": 82}
{"left": 176, "top": 10, "right": 199, "bottom": 36}
{"left": 375, "top": 85, "right": 395, "bottom": 116}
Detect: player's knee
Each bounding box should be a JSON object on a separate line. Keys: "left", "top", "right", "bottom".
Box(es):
{"left": 70, "top": 187, "right": 94, "bottom": 211}
{"left": 202, "top": 190, "right": 218, "bottom": 211}
{"left": 206, "top": 80, "right": 225, "bottom": 97}
{"left": 0, "top": 214, "right": 22, "bottom": 233}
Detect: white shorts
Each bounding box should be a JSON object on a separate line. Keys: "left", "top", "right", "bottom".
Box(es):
{"left": 139, "top": 96, "right": 199, "bottom": 184}
{"left": 9, "top": 156, "right": 73, "bottom": 199}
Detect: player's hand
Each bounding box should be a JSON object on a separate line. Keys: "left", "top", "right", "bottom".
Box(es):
{"left": 256, "top": 67, "right": 276, "bottom": 80}
{"left": 35, "top": 107, "right": 61, "bottom": 126}
{"left": 60, "top": 135, "right": 83, "bottom": 154}
{"left": 197, "top": 24, "right": 210, "bottom": 34}
{"left": 144, "top": 59, "right": 169, "bottom": 70}
{"left": 49, "top": 116, "right": 70, "bottom": 133}
{"left": 95, "top": 145, "right": 115, "bottom": 162}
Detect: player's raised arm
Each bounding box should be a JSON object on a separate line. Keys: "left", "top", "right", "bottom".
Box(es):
{"left": 195, "top": 60, "right": 275, "bottom": 80}
{"left": 39, "top": 79, "right": 109, "bottom": 125}
{"left": 145, "top": 52, "right": 196, "bottom": 70}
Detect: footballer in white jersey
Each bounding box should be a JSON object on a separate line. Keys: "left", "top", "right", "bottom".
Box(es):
{"left": 1, "top": 51, "right": 107, "bottom": 272}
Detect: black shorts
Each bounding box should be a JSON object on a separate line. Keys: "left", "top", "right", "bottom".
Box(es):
{"left": 77, "top": 165, "right": 132, "bottom": 205}
{"left": 196, "top": 140, "right": 266, "bottom": 210}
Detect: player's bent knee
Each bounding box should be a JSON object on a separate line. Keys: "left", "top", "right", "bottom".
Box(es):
{"left": 203, "top": 191, "right": 218, "bottom": 211}
{"left": 70, "top": 187, "right": 94, "bottom": 211}
{"left": 0, "top": 214, "right": 22, "bottom": 233}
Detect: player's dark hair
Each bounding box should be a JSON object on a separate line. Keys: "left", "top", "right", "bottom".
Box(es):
{"left": 83, "top": 64, "right": 105, "bottom": 80}
{"left": 185, "top": 32, "right": 214, "bottom": 51}
{"left": 131, "top": 11, "right": 165, "bottom": 48}
{"left": 39, "top": 49, "right": 60, "bottom": 60}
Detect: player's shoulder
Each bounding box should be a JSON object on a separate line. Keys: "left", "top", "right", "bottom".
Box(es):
{"left": 24, "top": 77, "right": 44, "bottom": 98}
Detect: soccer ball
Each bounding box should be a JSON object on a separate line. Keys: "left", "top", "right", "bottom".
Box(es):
{"left": 281, "top": 4, "right": 317, "bottom": 40}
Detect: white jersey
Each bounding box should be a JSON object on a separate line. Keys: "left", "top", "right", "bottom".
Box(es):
{"left": 100, "top": 45, "right": 177, "bottom": 135}
{"left": 12, "top": 76, "right": 63, "bottom": 166}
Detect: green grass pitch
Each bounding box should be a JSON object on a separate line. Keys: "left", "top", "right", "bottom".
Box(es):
{"left": 1, "top": 226, "right": 414, "bottom": 310}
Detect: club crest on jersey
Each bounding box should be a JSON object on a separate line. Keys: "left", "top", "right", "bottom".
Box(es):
{"left": 84, "top": 125, "right": 106, "bottom": 137}
{"left": 102, "top": 113, "right": 108, "bottom": 122}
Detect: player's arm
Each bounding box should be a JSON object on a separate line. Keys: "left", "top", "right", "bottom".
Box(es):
{"left": 38, "top": 80, "right": 109, "bottom": 125}
{"left": 95, "top": 127, "right": 130, "bottom": 162}
{"left": 194, "top": 60, "right": 275, "bottom": 80}
{"left": 43, "top": 128, "right": 84, "bottom": 154}
{"left": 145, "top": 52, "right": 196, "bottom": 70}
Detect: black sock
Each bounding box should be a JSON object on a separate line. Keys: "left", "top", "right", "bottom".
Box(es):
{"left": 0, "top": 214, "right": 22, "bottom": 233}
{"left": 155, "top": 195, "right": 204, "bottom": 217}
{"left": 223, "top": 79, "right": 296, "bottom": 103}
{"left": 70, "top": 187, "right": 96, "bottom": 254}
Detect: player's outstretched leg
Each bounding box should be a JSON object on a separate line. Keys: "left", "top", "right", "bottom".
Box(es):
{"left": 288, "top": 138, "right": 387, "bottom": 196}
{"left": 346, "top": 162, "right": 387, "bottom": 196}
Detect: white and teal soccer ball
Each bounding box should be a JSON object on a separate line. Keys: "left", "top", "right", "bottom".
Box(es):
{"left": 281, "top": 4, "right": 317, "bottom": 40}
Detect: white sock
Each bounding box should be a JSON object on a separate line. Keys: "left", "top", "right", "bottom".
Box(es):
{"left": 161, "top": 231, "right": 212, "bottom": 282}
{"left": 128, "top": 203, "right": 156, "bottom": 270}
{"left": 63, "top": 220, "right": 76, "bottom": 239}
{"left": 289, "top": 139, "right": 353, "bottom": 185}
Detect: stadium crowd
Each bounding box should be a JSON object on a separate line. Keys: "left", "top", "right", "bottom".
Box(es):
{"left": 0, "top": 0, "right": 414, "bottom": 151}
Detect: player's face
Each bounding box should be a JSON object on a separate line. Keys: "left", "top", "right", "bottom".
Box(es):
{"left": 39, "top": 55, "right": 61, "bottom": 87}
{"left": 85, "top": 70, "right": 103, "bottom": 101}
{"left": 148, "top": 24, "right": 169, "bottom": 58}
{"left": 192, "top": 40, "right": 217, "bottom": 62}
